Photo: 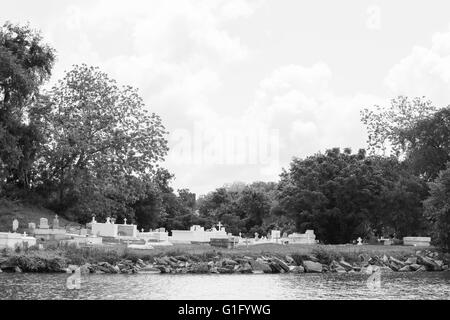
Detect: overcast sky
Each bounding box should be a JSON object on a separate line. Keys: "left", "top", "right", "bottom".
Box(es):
{"left": 2, "top": 0, "right": 450, "bottom": 195}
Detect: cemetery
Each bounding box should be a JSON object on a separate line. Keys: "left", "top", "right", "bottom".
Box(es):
{"left": 1, "top": 215, "right": 446, "bottom": 276}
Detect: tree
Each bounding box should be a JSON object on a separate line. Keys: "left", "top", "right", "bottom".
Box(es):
{"left": 277, "top": 148, "right": 428, "bottom": 243}
{"left": 40, "top": 64, "right": 168, "bottom": 221}
{"left": 0, "top": 22, "right": 55, "bottom": 189}
{"left": 361, "top": 96, "right": 437, "bottom": 156}
{"left": 399, "top": 107, "right": 450, "bottom": 181}
{"left": 424, "top": 163, "right": 450, "bottom": 251}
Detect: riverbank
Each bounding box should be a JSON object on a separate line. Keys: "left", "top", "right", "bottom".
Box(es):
{"left": 1, "top": 244, "right": 449, "bottom": 275}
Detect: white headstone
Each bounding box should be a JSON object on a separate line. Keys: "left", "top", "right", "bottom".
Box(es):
{"left": 123, "top": 218, "right": 127, "bottom": 225}
{"left": 12, "top": 219, "right": 19, "bottom": 232}
{"left": 357, "top": 237, "right": 363, "bottom": 245}
{"left": 39, "top": 218, "right": 49, "bottom": 229}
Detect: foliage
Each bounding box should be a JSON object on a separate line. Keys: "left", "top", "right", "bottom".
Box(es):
{"left": 37, "top": 64, "right": 168, "bottom": 222}
{"left": 277, "top": 148, "right": 428, "bottom": 244}
{"left": 424, "top": 164, "right": 450, "bottom": 251}
{"left": 0, "top": 22, "right": 55, "bottom": 188}
{"left": 361, "top": 96, "right": 437, "bottom": 156}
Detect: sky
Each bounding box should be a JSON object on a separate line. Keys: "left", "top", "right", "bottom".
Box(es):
{"left": 2, "top": 0, "right": 450, "bottom": 195}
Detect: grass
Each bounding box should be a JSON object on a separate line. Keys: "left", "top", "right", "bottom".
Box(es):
{"left": 0, "top": 199, "right": 79, "bottom": 232}
{"left": 122, "top": 243, "right": 429, "bottom": 262}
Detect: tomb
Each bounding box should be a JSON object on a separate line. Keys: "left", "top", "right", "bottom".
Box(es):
{"left": 0, "top": 232, "right": 37, "bottom": 249}
{"left": 403, "top": 236, "right": 431, "bottom": 247}
{"left": 287, "top": 230, "right": 317, "bottom": 244}
{"left": 170, "top": 223, "right": 228, "bottom": 244}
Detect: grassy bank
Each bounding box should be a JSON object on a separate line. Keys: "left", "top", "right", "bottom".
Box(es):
{"left": 0, "top": 199, "right": 78, "bottom": 233}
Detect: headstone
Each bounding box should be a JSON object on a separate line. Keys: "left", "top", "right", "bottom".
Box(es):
{"left": 106, "top": 217, "right": 111, "bottom": 224}
{"left": 28, "top": 222, "right": 36, "bottom": 233}
{"left": 141, "top": 228, "right": 144, "bottom": 233}
{"left": 52, "top": 215, "right": 59, "bottom": 229}
{"left": 39, "top": 218, "right": 49, "bottom": 229}
{"left": 254, "top": 232, "right": 259, "bottom": 240}
{"left": 12, "top": 219, "right": 19, "bottom": 232}
{"left": 357, "top": 237, "right": 363, "bottom": 245}
{"left": 111, "top": 218, "right": 116, "bottom": 224}
{"left": 92, "top": 215, "right": 96, "bottom": 223}
{"left": 123, "top": 218, "right": 127, "bottom": 225}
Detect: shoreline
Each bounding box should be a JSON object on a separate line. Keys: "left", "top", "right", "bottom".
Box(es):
{"left": 1, "top": 245, "right": 449, "bottom": 275}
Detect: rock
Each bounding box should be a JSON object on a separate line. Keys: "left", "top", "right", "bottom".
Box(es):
{"left": 442, "top": 265, "right": 449, "bottom": 271}
{"left": 302, "top": 261, "right": 323, "bottom": 273}
{"left": 379, "top": 266, "right": 394, "bottom": 273}
{"left": 307, "top": 255, "right": 319, "bottom": 263}
{"left": 339, "top": 260, "right": 353, "bottom": 271}
{"left": 292, "top": 266, "right": 305, "bottom": 273}
{"left": 0, "top": 268, "right": 2, "bottom": 273}
{"left": 175, "top": 255, "right": 189, "bottom": 262}
{"left": 417, "top": 255, "right": 441, "bottom": 271}
{"left": 156, "top": 266, "right": 171, "bottom": 273}
{"left": 139, "top": 265, "right": 161, "bottom": 273}
{"left": 348, "top": 270, "right": 356, "bottom": 274}
{"left": 415, "top": 265, "right": 427, "bottom": 272}
{"left": 335, "top": 266, "right": 347, "bottom": 273}
{"left": 398, "top": 265, "right": 412, "bottom": 272}
{"left": 249, "top": 260, "right": 272, "bottom": 273}
{"left": 285, "top": 255, "right": 295, "bottom": 265}
{"left": 269, "top": 262, "right": 284, "bottom": 273}
{"left": 222, "top": 258, "right": 239, "bottom": 266}
{"left": 240, "top": 263, "right": 253, "bottom": 274}
{"left": 405, "top": 257, "right": 417, "bottom": 265}
{"left": 14, "top": 266, "right": 22, "bottom": 273}
{"left": 382, "top": 254, "right": 389, "bottom": 264}
{"left": 409, "top": 264, "right": 422, "bottom": 271}
{"left": 362, "top": 265, "right": 380, "bottom": 275}
{"left": 217, "top": 267, "right": 234, "bottom": 274}
{"left": 210, "top": 267, "right": 219, "bottom": 274}
{"left": 389, "top": 256, "right": 406, "bottom": 268}
{"left": 359, "top": 254, "right": 370, "bottom": 267}
{"left": 190, "top": 263, "right": 210, "bottom": 274}
{"left": 271, "top": 257, "right": 290, "bottom": 273}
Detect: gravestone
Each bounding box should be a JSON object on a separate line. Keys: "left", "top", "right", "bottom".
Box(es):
{"left": 39, "top": 218, "right": 49, "bottom": 229}
{"left": 357, "top": 237, "right": 363, "bottom": 245}
{"left": 12, "top": 219, "right": 19, "bottom": 232}
{"left": 52, "top": 215, "right": 59, "bottom": 229}
{"left": 28, "top": 222, "right": 36, "bottom": 233}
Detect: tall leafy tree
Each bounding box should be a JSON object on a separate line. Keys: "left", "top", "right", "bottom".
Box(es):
{"left": 424, "top": 164, "right": 450, "bottom": 251}
{"left": 0, "top": 22, "right": 55, "bottom": 188}
{"left": 40, "top": 64, "right": 168, "bottom": 221}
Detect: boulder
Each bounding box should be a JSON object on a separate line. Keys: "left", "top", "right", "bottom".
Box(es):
{"left": 302, "top": 261, "right": 323, "bottom": 273}
{"left": 139, "top": 265, "right": 161, "bottom": 273}
{"left": 285, "top": 255, "right": 296, "bottom": 265}
{"left": 379, "top": 266, "right": 394, "bottom": 273}
{"left": 409, "top": 263, "right": 422, "bottom": 271}
{"left": 442, "top": 265, "right": 449, "bottom": 271}
{"left": 222, "top": 258, "right": 239, "bottom": 266}
{"left": 249, "top": 260, "right": 272, "bottom": 273}
{"left": 240, "top": 263, "right": 253, "bottom": 274}
{"left": 289, "top": 265, "right": 302, "bottom": 273}
{"left": 362, "top": 265, "right": 380, "bottom": 274}
{"left": 398, "top": 265, "right": 412, "bottom": 272}
{"left": 335, "top": 266, "right": 347, "bottom": 273}
{"left": 269, "top": 262, "right": 284, "bottom": 273}
{"left": 217, "top": 267, "right": 234, "bottom": 274}
{"left": 190, "top": 263, "right": 209, "bottom": 274}
{"left": 405, "top": 257, "right": 417, "bottom": 265}
{"left": 389, "top": 256, "right": 406, "bottom": 267}
{"left": 14, "top": 266, "right": 22, "bottom": 273}
{"left": 417, "top": 255, "right": 441, "bottom": 271}
{"left": 271, "top": 257, "right": 290, "bottom": 272}
{"left": 339, "top": 260, "right": 353, "bottom": 271}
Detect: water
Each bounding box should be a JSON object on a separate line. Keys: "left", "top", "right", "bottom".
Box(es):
{"left": 0, "top": 272, "right": 449, "bottom": 300}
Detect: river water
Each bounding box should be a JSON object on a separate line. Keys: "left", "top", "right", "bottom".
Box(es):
{"left": 0, "top": 272, "right": 449, "bottom": 300}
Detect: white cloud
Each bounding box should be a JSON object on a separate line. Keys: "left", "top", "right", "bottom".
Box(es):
{"left": 385, "top": 25, "right": 450, "bottom": 106}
